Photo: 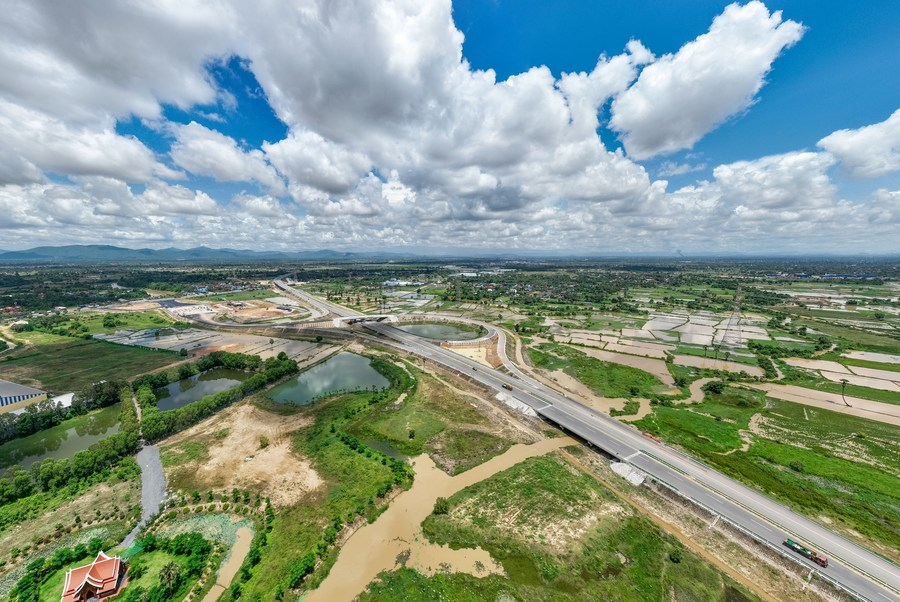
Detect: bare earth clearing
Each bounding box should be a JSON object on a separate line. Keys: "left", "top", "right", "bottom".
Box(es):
{"left": 162, "top": 402, "right": 322, "bottom": 506}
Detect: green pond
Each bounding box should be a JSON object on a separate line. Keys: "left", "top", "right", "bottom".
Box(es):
{"left": 267, "top": 352, "right": 389, "bottom": 406}
{"left": 156, "top": 368, "right": 250, "bottom": 412}
{"left": 395, "top": 323, "right": 482, "bottom": 341}
{"left": 0, "top": 404, "right": 121, "bottom": 472}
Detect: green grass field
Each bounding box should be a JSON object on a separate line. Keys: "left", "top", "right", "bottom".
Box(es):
{"left": 75, "top": 310, "right": 175, "bottom": 334}
{"left": 352, "top": 366, "right": 515, "bottom": 474}
{"left": 0, "top": 332, "right": 179, "bottom": 393}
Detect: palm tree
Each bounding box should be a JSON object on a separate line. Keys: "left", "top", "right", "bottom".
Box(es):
{"left": 159, "top": 561, "right": 181, "bottom": 589}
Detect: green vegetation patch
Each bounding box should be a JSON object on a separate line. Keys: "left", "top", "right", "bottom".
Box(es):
{"left": 0, "top": 333, "right": 178, "bottom": 394}
{"left": 431, "top": 428, "right": 513, "bottom": 475}
{"left": 528, "top": 343, "right": 667, "bottom": 398}
{"left": 353, "top": 366, "right": 512, "bottom": 473}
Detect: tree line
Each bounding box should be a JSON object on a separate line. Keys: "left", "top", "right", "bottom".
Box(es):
{"left": 138, "top": 352, "right": 297, "bottom": 442}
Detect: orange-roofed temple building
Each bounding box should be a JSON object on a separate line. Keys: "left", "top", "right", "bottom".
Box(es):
{"left": 61, "top": 551, "right": 126, "bottom": 602}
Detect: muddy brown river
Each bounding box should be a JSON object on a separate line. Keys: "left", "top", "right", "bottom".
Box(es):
{"left": 202, "top": 526, "right": 253, "bottom": 602}
{"left": 306, "top": 436, "right": 574, "bottom": 601}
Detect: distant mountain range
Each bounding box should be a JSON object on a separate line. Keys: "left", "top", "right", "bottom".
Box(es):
{"left": 0, "top": 245, "right": 410, "bottom": 262}
{"left": 0, "top": 244, "right": 896, "bottom": 263}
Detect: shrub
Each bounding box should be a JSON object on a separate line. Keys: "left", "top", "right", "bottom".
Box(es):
{"left": 433, "top": 497, "right": 450, "bottom": 515}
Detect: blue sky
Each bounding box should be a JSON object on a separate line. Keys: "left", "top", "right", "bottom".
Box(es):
{"left": 0, "top": 1, "right": 898, "bottom": 254}
{"left": 457, "top": 0, "right": 900, "bottom": 188}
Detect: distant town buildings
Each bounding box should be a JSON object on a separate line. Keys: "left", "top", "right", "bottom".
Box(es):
{"left": 382, "top": 279, "right": 424, "bottom": 287}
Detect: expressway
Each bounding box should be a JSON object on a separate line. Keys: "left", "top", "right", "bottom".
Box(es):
{"left": 270, "top": 280, "right": 900, "bottom": 601}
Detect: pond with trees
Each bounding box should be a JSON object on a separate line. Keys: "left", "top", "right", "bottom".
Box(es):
{"left": 0, "top": 404, "right": 121, "bottom": 473}
{"left": 155, "top": 368, "right": 250, "bottom": 412}
{"left": 266, "top": 352, "right": 389, "bottom": 406}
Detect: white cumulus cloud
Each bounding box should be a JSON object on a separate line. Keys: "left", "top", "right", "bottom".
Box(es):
{"left": 818, "top": 109, "right": 900, "bottom": 178}
{"left": 610, "top": 1, "right": 804, "bottom": 159}
{"left": 170, "top": 122, "right": 285, "bottom": 194}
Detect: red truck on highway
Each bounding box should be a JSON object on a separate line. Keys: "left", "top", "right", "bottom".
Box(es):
{"left": 783, "top": 538, "right": 828, "bottom": 568}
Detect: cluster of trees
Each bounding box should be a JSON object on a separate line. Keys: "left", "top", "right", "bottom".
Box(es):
{"left": 701, "top": 380, "right": 727, "bottom": 395}
{"left": 757, "top": 356, "right": 779, "bottom": 379}
{"left": 0, "top": 388, "right": 139, "bottom": 507}
{"left": 140, "top": 353, "right": 298, "bottom": 441}
{"left": 120, "top": 532, "right": 212, "bottom": 602}
{"left": 197, "top": 350, "right": 262, "bottom": 372}
{"left": 132, "top": 350, "right": 263, "bottom": 394}
{"left": 279, "top": 432, "right": 411, "bottom": 597}
{"left": 0, "top": 380, "right": 125, "bottom": 446}
{"left": 10, "top": 537, "right": 107, "bottom": 601}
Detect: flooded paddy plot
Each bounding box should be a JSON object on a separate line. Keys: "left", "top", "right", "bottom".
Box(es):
{"left": 844, "top": 351, "right": 900, "bottom": 364}
{"left": 783, "top": 358, "right": 900, "bottom": 392}
{"left": 748, "top": 384, "right": 900, "bottom": 426}
{"left": 605, "top": 340, "right": 672, "bottom": 359}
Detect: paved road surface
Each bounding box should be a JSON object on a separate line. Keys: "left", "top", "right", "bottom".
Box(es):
{"left": 120, "top": 445, "right": 166, "bottom": 548}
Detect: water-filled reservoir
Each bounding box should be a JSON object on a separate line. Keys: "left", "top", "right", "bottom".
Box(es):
{"left": 267, "top": 352, "right": 389, "bottom": 406}
{"left": 0, "top": 404, "right": 121, "bottom": 472}
{"left": 395, "top": 323, "right": 482, "bottom": 341}
{"left": 156, "top": 368, "right": 249, "bottom": 412}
